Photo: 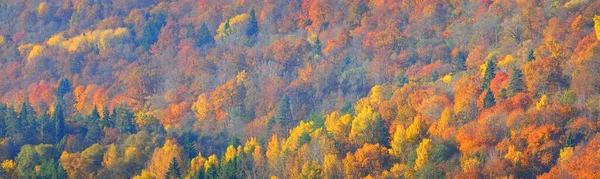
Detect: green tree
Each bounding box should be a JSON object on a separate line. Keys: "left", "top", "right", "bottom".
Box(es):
{"left": 481, "top": 58, "right": 497, "bottom": 90}
{"left": 313, "top": 38, "right": 322, "bottom": 56}
{"left": 5, "top": 106, "right": 24, "bottom": 143}
{"left": 396, "top": 72, "right": 409, "bottom": 88}
{"left": 0, "top": 104, "right": 5, "bottom": 138}
{"left": 276, "top": 94, "right": 292, "bottom": 128}
{"left": 205, "top": 163, "right": 218, "bottom": 179}
{"left": 453, "top": 51, "right": 467, "bottom": 72}
{"left": 57, "top": 78, "right": 71, "bottom": 97}
{"left": 562, "top": 90, "right": 577, "bottom": 106}
{"left": 53, "top": 102, "right": 66, "bottom": 142}
{"left": 86, "top": 106, "right": 102, "bottom": 142}
{"left": 372, "top": 115, "right": 390, "bottom": 147}
{"left": 508, "top": 68, "right": 524, "bottom": 97}
{"left": 198, "top": 22, "right": 215, "bottom": 47}
{"left": 195, "top": 167, "right": 205, "bottom": 179}
{"left": 140, "top": 12, "right": 166, "bottom": 49}
{"left": 101, "top": 106, "right": 113, "bottom": 128}
{"left": 166, "top": 157, "right": 182, "bottom": 179}
{"left": 37, "top": 159, "right": 67, "bottom": 179}
{"left": 114, "top": 106, "right": 136, "bottom": 134}
{"left": 222, "top": 19, "right": 230, "bottom": 36}
{"left": 19, "top": 100, "right": 37, "bottom": 144}
{"left": 246, "top": 9, "right": 258, "bottom": 37}
{"left": 180, "top": 131, "right": 198, "bottom": 159}
{"left": 527, "top": 49, "right": 535, "bottom": 62}
{"left": 37, "top": 112, "right": 55, "bottom": 143}
{"left": 430, "top": 70, "right": 439, "bottom": 82}
{"left": 483, "top": 90, "right": 495, "bottom": 109}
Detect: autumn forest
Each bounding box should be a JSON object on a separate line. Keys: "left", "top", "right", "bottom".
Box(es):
{"left": 0, "top": 0, "right": 600, "bottom": 178}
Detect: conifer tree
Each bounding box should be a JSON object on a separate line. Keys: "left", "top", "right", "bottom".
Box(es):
{"left": 246, "top": 9, "right": 258, "bottom": 37}
{"left": 53, "top": 102, "right": 66, "bottom": 142}
{"left": 508, "top": 68, "right": 524, "bottom": 97}
{"left": 527, "top": 49, "right": 535, "bottom": 62}
{"left": 453, "top": 51, "right": 467, "bottom": 72}
{"left": 86, "top": 106, "right": 102, "bottom": 142}
{"left": 313, "top": 38, "right": 322, "bottom": 55}
{"left": 483, "top": 90, "right": 496, "bottom": 109}
{"left": 481, "top": 58, "right": 497, "bottom": 90}
{"left": 276, "top": 94, "right": 292, "bottom": 129}
{"left": 198, "top": 22, "right": 214, "bottom": 47}
{"left": 57, "top": 78, "right": 71, "bottom": 97}
{"left": 396, "top": 72, "right": 409, "bottom": 88}
{"left": 430, "top": 70, "right": 439, "bottom": 82}
{"left": 166, "top": 157, "right": 182, "bottom": 179}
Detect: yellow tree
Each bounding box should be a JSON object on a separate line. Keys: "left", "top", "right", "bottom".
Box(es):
{"left": 324, "top": 111, "right": 352, "bottom": 144}
{"left": 142, "top": 138, "right": 184, "bottom": 179}
{"left": 349, "top": 105, "right": 388, "bottom": 146}
{"left": 414, "top": 139, "right": 433, "bottom": 170}
{"left": 102, "top": 144, "right": 120, "bottom": 169}
{"left": 266, "top": 135, "right": 284, "bottom": 177}
{"left": 322, "top": 154, "right": 342, "bottom": 179}
{"left": 343, "top": 143, "right": 389, "bottom": 178}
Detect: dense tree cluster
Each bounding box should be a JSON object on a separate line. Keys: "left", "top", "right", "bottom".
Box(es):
{"left": 0, "top": 0, "right": 600, "bottom": 178}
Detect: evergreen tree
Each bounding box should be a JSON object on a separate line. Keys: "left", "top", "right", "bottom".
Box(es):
{"left": 6, "top": 106, "right": 24, "bottom": 143}
{"left": 19, "top": 100, "right": 37, "bottom": 144}
{"left": 396, "top": 72, "right": 409, "bottom": 88}
{"left": 508, "top": 68, "right": 524, "bottom": 97}
{"left": 430, "top": 70, "right": 439, "bottom": 82}
{"left": 453, "top": 51, "right": 467, "bottom": 72}
{"left": 298, "top": 131, "right": 311, "bottom": 146}
{"left": 180, "top": 131, "right": 198, "bottom": 158}
{"left": 527, "top": 49, "right": 535, "bottom": 62}
{"left": 313, "top": 38, "right": 322, "bottom": 55}
{"left": 57, "top": 78, "right": 71, "bottom": 97}
{"left": 198, "top": 22, "right": 215, "bottom": 47}
{"left": 37, "top": 159, "right": 67, "bottom": 179}
{"left": 219, "top": 158, "right": 237, "bottom": 179}
{"left": 246, "top": 9, "right": 258, "bottom": 37}
{"left": 205, "top": 163, "right": 218, "bottom": 179}
{"left": 37, "top": 112, "right": 55, "bottom": 144}
{"left": 195, "top": 167, "right": 205, "bottom": 179}
{"left": 373, "top": 115, "right": 390, "bottom": 147}
{"left": 166, "top": 157, "right": 182, "bottom": 179}
{"left": 140, "top": 12, "right": 166, "bottom": 49}
{"left": 115, "top": 107, "right": 136, "bottom": 134}
{"left": 101, "top": 106, "right": 113, "bottom": 128}
{"left": 86, "top": 106, "right": 102, "bottom": 142}
{"left": 276, "top": 94, "right": 292, "bottom": 128}
{"left": 0, "top": 104, "right": 6, "bottom": 137}
{"left": 222, "top": 19, "right": 230, "bottom": 36}
{"left": 483, "top": 90, "right": 496, "bottom": 109}
{"left": 53, "top": 102, "right": 66, "bottom": 142}
{"left": 481, "top": 58, "right": 497, "bottom": 90}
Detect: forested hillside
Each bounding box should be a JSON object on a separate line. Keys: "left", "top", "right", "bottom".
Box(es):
{"left": 0, "top": 0, "right": 600, "bottom": 178}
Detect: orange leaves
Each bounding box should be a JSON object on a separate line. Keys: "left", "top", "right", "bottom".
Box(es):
{"left": 159, "top": 101, "right": 190, "bottom": 126}
{"left": 266, "top": 37, "right": 309, "bottom": 68}
{"left": 522, "top": 58, "right": 563, "bottom": 94}
{"left": 342, "top": 143, "right": 389, "bottom": 178}
{"left": 306, "top": 0, "right": 331, "bottom": 32}
{"left": 540, "top": 134, "right": 600, "bottom": 178}
{"left": 27, "top": 80, "right": 56, "bottom": 112}
{"left": 73, "top": 84, "right": 110, "bottom": 115}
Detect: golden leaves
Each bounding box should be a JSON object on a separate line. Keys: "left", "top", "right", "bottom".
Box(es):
{"left": 414, "top": 138, "right": 432, "bottom": 170}
{"left": 595, "top": 15, "right": 600, "bottom": 41}
{"left": 47, "top": 28, "right": 130, "bottom": 52}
